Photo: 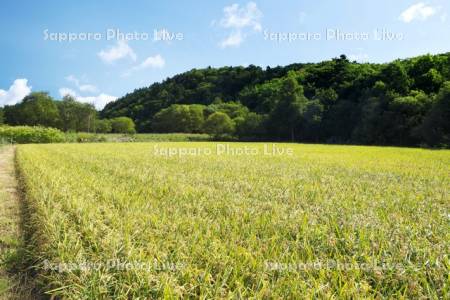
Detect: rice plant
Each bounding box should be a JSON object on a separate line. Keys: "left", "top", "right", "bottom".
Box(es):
{"left": 15, "top": 143, "right": 450, "bottom": 298}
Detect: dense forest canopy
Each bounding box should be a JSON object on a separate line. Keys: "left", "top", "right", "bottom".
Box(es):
{"left": 100, "top": 53, "right": 450, "bottom": 147}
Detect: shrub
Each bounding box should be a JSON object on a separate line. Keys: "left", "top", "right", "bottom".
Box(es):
{"left": 111, "top": 117, "right": 136, "bottom": 134}
{"left": 203, "top": 112, "right": 235, "bottom": 138}
{"left": 95, "top": 119, "right": 112, "bottom": 133}
{"left": 0, "top": 125, "right": 66, "bottom": 144}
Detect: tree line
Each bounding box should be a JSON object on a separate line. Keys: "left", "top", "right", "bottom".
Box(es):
{"left": 1, "top": 53, "right": 449, "bottom": 146}
{"left": 0, "top": 93, "right": 136, "bottom": 134}
{"left": 102, "top": 53, "right": 450, "bottom": 147}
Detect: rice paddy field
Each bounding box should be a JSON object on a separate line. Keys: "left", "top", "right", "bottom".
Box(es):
{"left": 14, "top": 142, "right": 450, "bottom": 298}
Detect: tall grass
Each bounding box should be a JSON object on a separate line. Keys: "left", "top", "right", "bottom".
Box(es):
{"left": 15, "top": 143, "right": 450, "bottom": 298}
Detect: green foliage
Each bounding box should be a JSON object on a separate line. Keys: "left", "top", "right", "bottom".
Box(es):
{"left": 353, "top": 86, "right": 437, "bottom": 146}
{"left": 416, "top": 68, "right": 444, "bottom": 94}
{"left": 110, "top": 117, "right": 136, "bottom": 134}
{"left": 205, "top": 101, "right": 249, "bottom": 119}
{"left": 3, "top": 93, "right": 99, "bottom": 133}
{"left": 234, "top": 112, "right": 266, "bottom": 139}
{"left": 57, "top": 95, "right": 97, "bottom": 132}
{"left": 238, "top": 78, "right": 284, "bottom": 113}
{"left": 313, "top": 88, "right": 338, "bottom": 107}
{"left": 152, "top": 104, "right": 206, "bottom": 133}
{"left": 2, "top": 52, "right": 449, "bottom": 147}
{"left": 95, "top": 119, "right": 112, "bottom": 133}
{"left": 152, "top": 102, "right": 249, "bottom": 135}
{"left": 301, "top": 99, "right": 325, "bottom": 141}
{"left": 187, "top": 105, "right": 206, "bottom": 133}
{"left": 409, "top": 54, "right": 435, "bottom": 78}
{"left": 385, "top": 91, "right": 433, "bottom": 145}
{"left": 380, "top": 62, "right": 410, "bottom": 94}
{"left": 4, "top": 92, "right": 60, "bottom": 128}
{"left": 101, "top": 65, "right": 270, "bottom": 130}
{"left": 0, "top": 108, "right": 4, "bottom": 125}
{"left": 0, "top": 125, "right": 65, "bottom": 143}
{"left": 203, "top": 112, "right": 235, "bottom": 137}
{"left": 416, "top": 82, "right": 450, "bottom": 146}
{"left": 268, "top": 73, "right": 308, "bottom": 140}
{"left": 115, "top": 52, "right": 447, "bottom": 147}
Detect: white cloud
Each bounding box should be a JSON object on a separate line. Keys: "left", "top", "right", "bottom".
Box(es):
{"left": 399, "top": 3, "right": 438, "bottom": 23}
{"left": 137, "top": 55, "right": 165, "bottom": 69}
{"left": 220, "top": 2, "right": 262, "bottom": 31}
{"left": 218, "top": 2, "right": 262, "bottom": 48}
{"left": 219, "top": 31, "right": 243, "bottom": 48}
{"left": 98, "top": 40, "right": 137, "bottom": 64}
{"left": 58, "top": 87, "right": 77, "bottom": 98}
{"left": 123, "top": 54, "right": 165, "bottom": 77}
{"left": 76, "top": 94, "right": 117, "bottom": 110}
{"left": 65, "top": 75, "right": 98, "bottom": 93}
{"left": 0, "top": 79, "right": 32, "bottom": 106}
{"left": 59, "top": 88, "right": 117, "bottom": 110}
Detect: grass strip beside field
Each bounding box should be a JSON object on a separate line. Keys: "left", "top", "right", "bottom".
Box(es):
{"left": 0, "top": 146, "right": 20, "bottom": 298}
{"left": 0, "top": 146, "right": 35, "bottom": 299}
{"left": 15, "top": 143, "right": 450, "bottom": 298}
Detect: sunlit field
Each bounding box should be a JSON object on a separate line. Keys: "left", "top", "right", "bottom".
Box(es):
{"left": 16, "top": 143, "right": 449, "bottom": 298}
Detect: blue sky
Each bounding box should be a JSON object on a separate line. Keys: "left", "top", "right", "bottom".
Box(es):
{"left": 1, "top": 0, "right": 449, "bottom": 109}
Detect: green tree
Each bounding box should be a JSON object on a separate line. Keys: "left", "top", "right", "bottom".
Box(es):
{"left": 187, "top": 105, "right": 206, "bottom": 132}
{"left": 410, "top": 54, "right": 434, "bottom": 78}
{"left": 0, "top": 108, "right": 4, "bottom": 125}
{"left": 238, "top": 78, "right": 283, "bottom": 113}
{"left": 111, "top": 117, "right": 136, "bottom": 134}
{"left": 416, "top": 82, "right": 450, "bottom": 146}
{"left": 205, "top": 101, "right": 249, "bottom": 119}
{"left": 268, "top": 73, "right": 307, "bottom": 141}
{"left": 415, "top": 68, "right": 444, "bottom": 94}
{"left": 56, "top": 95, "right": 96, "bottom": 132}
{"left": 57, "top": 95, "right": 79, "bottom": 131}
{"left": 203, "top": 112, "right": 235, "bottom": 138}
{"left": 313, "top": 88, "right": 338, "bottom": 107}
{"left": 76, "top": 103, "right": 97, "bottom": 133}
{"left": 302, "top": 100, "right": 324, "bottom": 141}
{"left": 152, "top": 104, "right": 206, "bottom": 133}
{"left": 352, "top": 82, "right": 392, "bottom": 145}
{"left": 6, "top": 92, "right": 60, "bottom": 127}
{"left": 95, "top": 119, "right": 112, "bottom": 133}
{"left": 381, "top": 62, "right": 410, "bottom": 94}
{"left": 152, "top": 106, "right": 180, "bottom": 132}
{"left": 234, "top": 112, "right": 266, "bottom": 138}
{"left": 97, "top": 52, "right": 449, "bottom": 147}
{"left": 379, "top": 91, "right": 432, "bottom": 145}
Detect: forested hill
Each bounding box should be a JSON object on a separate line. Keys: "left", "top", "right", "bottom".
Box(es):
{"left": 101, "top": 63, "right": 306, "bottom": 124}
{"left": 101, "top": 53, "right": 450, "bottom": 147}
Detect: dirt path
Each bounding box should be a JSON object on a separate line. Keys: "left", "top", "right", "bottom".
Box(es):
{"left": 0, "top": 146, "right": 31, "bottom": 299}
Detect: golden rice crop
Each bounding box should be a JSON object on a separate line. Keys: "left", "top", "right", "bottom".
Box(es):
{"left": 15, "top": 143, "right": 450, "bottom": 298}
